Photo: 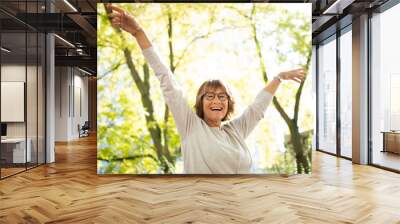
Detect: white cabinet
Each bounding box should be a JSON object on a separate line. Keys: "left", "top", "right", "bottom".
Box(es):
{"left": 1, "top": 138, "right": 31, "bottom": 163}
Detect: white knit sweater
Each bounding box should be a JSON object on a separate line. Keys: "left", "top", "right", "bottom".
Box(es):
{"left": 142, "top": 46, "right": 273, "bottom": 174}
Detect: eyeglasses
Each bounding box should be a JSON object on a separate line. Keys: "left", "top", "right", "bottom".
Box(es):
{"left": 203, "top": 92, "right": 229, "bottom": 102}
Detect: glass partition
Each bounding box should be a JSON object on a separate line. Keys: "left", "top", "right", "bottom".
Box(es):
{"left": 0, "top": 16, "right": 28, "bottom": 177}
{"left": 339, "top": 27, "right": 352, "bottom": 158}
{"left": 371, "top": 3, "right": 400, "bottom": 171}
{"left": 27, "top": 31, "right": 38, "bottom": 169}
{"left": 0, "top": 0, "right": 46, "bottom": 179}
{"left": 317, "top": 35, "right": 337, "bottom": 154}
{"left": 38, "top": 31, "right": 45, "bottom": 165}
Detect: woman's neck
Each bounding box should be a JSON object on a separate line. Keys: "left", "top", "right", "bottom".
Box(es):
{"left": 204, "top": 118, "right": 221, "bottom": 127}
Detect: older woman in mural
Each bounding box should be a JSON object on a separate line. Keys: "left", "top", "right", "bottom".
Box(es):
{"left": 107, "top": 4, "right": 305, "bottom": 174}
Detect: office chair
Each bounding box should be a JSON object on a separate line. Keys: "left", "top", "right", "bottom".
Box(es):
{"left": 79, "top": 121, "right": 90, "bottom": 138}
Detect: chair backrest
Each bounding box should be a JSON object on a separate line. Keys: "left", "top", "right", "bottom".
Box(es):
{"left": 82, "top": 121, "right": 90, "bottom": 129}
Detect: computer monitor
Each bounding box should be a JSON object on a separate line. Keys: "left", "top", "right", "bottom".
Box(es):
{"left": 1, "top": 123, "right": 7, "bottom": 137}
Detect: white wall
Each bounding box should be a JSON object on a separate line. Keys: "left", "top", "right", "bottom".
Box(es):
{"left": 55, "top": 67, "right": 89, "bottom": 141}
{"left": 55, "top": 66, "right": 69, "bottom": 141}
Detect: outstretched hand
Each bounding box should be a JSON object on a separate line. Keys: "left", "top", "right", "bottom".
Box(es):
{"left": 106, "top": 3, "right": 142, "bottom": 36}
{"left": 277, "top": 68, "right": 306, "bottom": 83}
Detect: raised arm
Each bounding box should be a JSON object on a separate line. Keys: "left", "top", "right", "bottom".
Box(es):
{"left": 230, "top": 69, "right": 305, "bottom": 139}
{"left": 264, "top": 68, "right": 305, "bottom": 95}
{"left": 107, "top": 4, "right": 151, "bottom": 50}
{"left": 107, "top": 4, "right": 197, "bottom": 139}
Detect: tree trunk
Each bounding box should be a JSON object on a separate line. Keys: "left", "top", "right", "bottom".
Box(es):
{"left": 288, "top": 122, "right": 310, "bottom": 174}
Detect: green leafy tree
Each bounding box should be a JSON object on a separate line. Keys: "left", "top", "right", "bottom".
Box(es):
{"left": 97, "top": 3, "right": 312, "bottom": 174}
{"left": 98, "top": 3, "right": 227, "bottom": 173}
{"left": 231, "top": 4, "right": 312, "bottom": 173}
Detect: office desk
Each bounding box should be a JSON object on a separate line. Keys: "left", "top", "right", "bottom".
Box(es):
{"left": 1, "top": 138, "right": 31, "bottom": 163}
{"left": 381, "top": 131, "right": 400, "bottom": 154}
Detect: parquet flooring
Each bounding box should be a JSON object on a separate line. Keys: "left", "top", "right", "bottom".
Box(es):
{"left": 1, "top": 135, "right": 400, "bottom": 223}
{"left": 0, "top": 167, "right": 25, "bottom": 177}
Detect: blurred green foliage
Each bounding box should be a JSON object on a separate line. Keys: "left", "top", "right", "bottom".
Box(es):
{"left": 97, "top": 3, "right": 312, "bottom": 174}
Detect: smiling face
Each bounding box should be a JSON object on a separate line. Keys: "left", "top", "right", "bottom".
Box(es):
{"left": 202, "top": 88, "right": 229, "bottom": 126}
{"left": 195, "top": 80, "right": 235, "bottom": 127}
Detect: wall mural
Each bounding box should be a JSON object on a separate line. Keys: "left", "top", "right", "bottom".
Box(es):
{"left": 97, "top": 3, "right": 312, "bottom": 174}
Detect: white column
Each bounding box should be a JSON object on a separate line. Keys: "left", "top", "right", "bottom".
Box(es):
{"left": 55, "top": 67, "right": 74, "bottom": 141}
{"left": 352, "top": 14, "right": 369, "bottom": 164}
{"left": 46, "top": 32, "right": 55, "bottom": 163}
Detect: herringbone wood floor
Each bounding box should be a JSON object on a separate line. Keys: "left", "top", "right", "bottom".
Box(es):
{"left": 1, "top": 135, "right": 400, "bottom": 224}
